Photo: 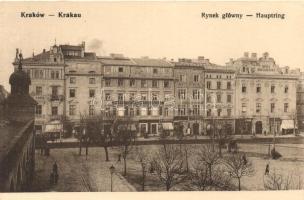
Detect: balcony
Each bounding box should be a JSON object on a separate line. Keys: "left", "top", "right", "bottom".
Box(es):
{"left": 50, "top": 115, "right": 63, "bottom": 121}
{"left": 50, "top": 95, "right": 65, "bottom": 101}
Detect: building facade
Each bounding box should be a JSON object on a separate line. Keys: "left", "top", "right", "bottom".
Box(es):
{"left": 15, "top": 47, "right": 65, "bottom": 133}
{"left": 296, "top": 72, "right": 304, "bottom": 131}
{"left": 18, "top": 42, "right": 301, "bottom": 136}
{"left": 204, "top": 64, "right": 236, "bottom": 135}
{"left": 229, "top": 52, "right": 299, "bottom": 135}
{"left": 99, "top": 55, "right": 175, "bottom": 136}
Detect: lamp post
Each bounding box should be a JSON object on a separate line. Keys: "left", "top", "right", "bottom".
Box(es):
{"left": 217, "top": 124, "right": 222, "bottom": 157}
{"left": 109, "top": 165, "right": 115, "bottom": 192}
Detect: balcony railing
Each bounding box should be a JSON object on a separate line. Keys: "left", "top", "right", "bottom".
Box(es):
{"left": 50, "top": 95, "right": 65, "bottom": 101}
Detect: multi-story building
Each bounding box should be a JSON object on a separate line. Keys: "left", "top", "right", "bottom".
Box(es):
{"left": 16, "top": 46, "right": 65, "bottom": 133}
{"left": 17, "top": 41, "right": 300, "bottom": 136}
{"left": 99, "top": 55, "right": 175, "bottom": 136}
{"left": 173, "top": 57, "right": 206, "bottom": 135}
{"left": 204, "top": 64, "right": 236, "bottom": 135}
{"left": 296, "top": 72, "right": 304, "bottom": 131}
{"left": 228, "top": 52, "right": 299, "bottom": 135}
{"left": 63, "top": 44, "right": 103, "bottom": 122}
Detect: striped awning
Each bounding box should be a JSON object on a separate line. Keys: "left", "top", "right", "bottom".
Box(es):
{"left": 162, "top": 123, "right": 174, "bottom": 130}
{"left": 281, "top": 120, "right": 296, "bottom": 129}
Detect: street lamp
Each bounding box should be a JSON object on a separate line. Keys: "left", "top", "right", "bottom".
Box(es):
{"left": 109, "top": 165, "right": 115, "bottom": 192}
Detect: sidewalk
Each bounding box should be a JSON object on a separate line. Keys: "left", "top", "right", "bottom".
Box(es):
{"left": 32, "top": 148, "right": 136, "bottom": 192}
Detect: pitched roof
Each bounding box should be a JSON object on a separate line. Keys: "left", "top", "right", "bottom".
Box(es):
{"left": 22, "top": 51, "right": 51, "bottom": 63}
{"left": 98, "top": 57, "right": 136, "bottom": 66}
{"left": 60, "top": 45, "right": 82, "bottom": 51}
{"left": 205, "top": 64, "right": 236, "bottom": 73}
{"left": 132, "top": 58, "right": 173, "bottom": 67}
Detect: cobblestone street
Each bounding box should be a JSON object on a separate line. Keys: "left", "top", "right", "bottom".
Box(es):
{"left": 32, "top": 148, "right": 136, "bottom": 192}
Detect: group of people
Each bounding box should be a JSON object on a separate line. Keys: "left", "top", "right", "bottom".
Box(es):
{"left": 50, "top": 162, "right": 59, "bottom": 185}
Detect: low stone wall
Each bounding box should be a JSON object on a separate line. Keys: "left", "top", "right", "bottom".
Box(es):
{"left": 0, "top": 120, "right": 35, "bottom": 192}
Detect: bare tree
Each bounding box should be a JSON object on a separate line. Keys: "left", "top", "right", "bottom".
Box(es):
{"left": 215, "top": 124, "right": 231, "bottom": 157}
{"left": 196, "top": 144, "right": 221, "bottom": 183}
{"left": 134, "top": 146, "right": 150, "bottom": 191}
{"left": 152, "top": 144, "right": 185, "bottom": 191}
{"left": 263, "top": 170, "right": 303, "bottom": 190}
{"left": 114, "top": 120, "right": 135, "bottom": 176}
{"left": 182, "top": 144, "right": 191, "bottom": 173}
{"left": 190, "top": 161, "right": 232, "bottom": 191}
{"left": 223, "top": 153, "right": 255, "bottom": 191}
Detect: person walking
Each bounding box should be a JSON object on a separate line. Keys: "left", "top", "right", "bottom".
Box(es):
{"left": 50, "top": 172, "right": 54, "bottom": 185}
{"left": 53, "top": 161, "right": 58, "bottom": 175}
{"left": 265, "top": 163, "right": 270, "bottom": 175}
{"left": 242, "top": 154, "right": 247, "bottom": 165}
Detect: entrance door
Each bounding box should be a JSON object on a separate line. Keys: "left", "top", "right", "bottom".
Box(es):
{"left": 151, "top": 123, "right": 158, "bottom": 135}
{"left": 140, "top": 123, "right": 147, "bottom": 135}
{"left": 193, "top": 123, "right": 199, "bottom": 135}
{"left": 255, "top": 121, "right": 262, "bottom": 134}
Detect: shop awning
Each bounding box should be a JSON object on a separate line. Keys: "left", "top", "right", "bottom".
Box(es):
{"left": 130, "top": 124, "right": 137, "bottom": 131}
{"left": 162, "top": 123, "right": 174, "bottom": 130}
{"left": 45, "top": 120, "right": 63, "bottom": 133}
{"left": 281, "top": 120, "right": 296, "bottom": 129}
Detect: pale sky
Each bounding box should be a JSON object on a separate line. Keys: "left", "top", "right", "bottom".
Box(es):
{"left": 1, "top": 2, "right": 304, "bottom": 90}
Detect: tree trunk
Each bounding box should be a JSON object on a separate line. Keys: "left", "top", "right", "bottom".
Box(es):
{"left": 238, "top": 178, "right": 241, "bottom": 191}
{"left": 123, "top": 157, "right": 127, "bottom": 176}
{"left": 142, "top": 169, "right": 145, "bottom": 191}
{"left": 185, "top": 149, "right": 189, "bottom": 173}
{"left": 166, "top": 183, "right": 170, "bottom": 191}
{"left": 208, "top": 165, "right": 212, "bottom": 183}
{"left": 219, "top": 141, "right": 222, "bottom": 157}
{"left": 104, "top": 146, "right": 109, "bottom": 161}
{"left": 85, "top": 145, "right": 88, "bottom": 160}
{"left": 79, "top": 140, "right": 82, "bottom": 155}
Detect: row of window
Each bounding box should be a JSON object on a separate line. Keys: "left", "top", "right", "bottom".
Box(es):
{"left": 35, "top": 86, "right": 60, "bottom": 96}
{"left": 105, "top": 66, "right": 172, "bottom": 74}
{"left": 206, "top": 81, "right": 232, "bottom": 90}
{"left": 241, "top": 102, "right": 290, "bottom": 114}
{"left": 69, "top": 105, "right": 171, "bottom": 117}
{"left": 206, "top": 94, "right": 232, "bottom": 103}
{"left": 104, "top": 79, "right": 171, "bottom": 88}
{"left": 35, "top": 105, "right": 59, "bottom": 116}
{"left": 241, "top": 84, "right": 289, "bottom": 94}
{"left": 205, "top": 74, "right": 233, "bottom": 79}
{"left": 36, "top": 102, "right": 290, "bottom": 117}
{"left": 26, "top": 69, "right": 61, "bottom": 80}
{"left": 70, "top": 77, "right": 96, "bottom": 84}
{"left": 177, "top": 105, "right": 232, "bottom": 117}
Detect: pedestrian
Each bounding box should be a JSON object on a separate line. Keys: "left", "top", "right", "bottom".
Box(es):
{"left": 265, "top": 163, "right": 270, "bottom": 175}
{"left": 54, "top": 172, "right": 59, "bottom": 184}
{"left": 242, "top": 154, "right": 247, "bottom": 165}
{"left": 118, "top": 154, "right": 121, "bottom": 162}
{"left": 50, "top": 172, "right": 54, "bottom": 185}
{"left": 53, "top": 161, "right": 58, "bottom": 175}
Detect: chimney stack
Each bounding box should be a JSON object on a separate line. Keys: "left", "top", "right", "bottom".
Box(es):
{"left": 251, "top": 53, "right": 257, "bottom": 59}
{"left": 244, "top": 52, "right": 249, "bottom": 58}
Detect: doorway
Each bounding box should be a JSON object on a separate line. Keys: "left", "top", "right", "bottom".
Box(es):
{"left": 255, "top": 121, "right": 263, "bottom": 134}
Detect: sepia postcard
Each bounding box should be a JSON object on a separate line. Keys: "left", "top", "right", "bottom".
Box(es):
{"left": 0, "top": 1, "right": 303, "bottom": 200}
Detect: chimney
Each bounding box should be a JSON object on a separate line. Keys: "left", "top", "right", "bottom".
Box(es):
{"left": 198, "top": 56, "right": 204, "bottom": 60}
{"left": 81, "top": 41, "right": 85, "bottom": 51}
{"left": 15, "top": 48, "right": 19, "bottom": 62}
{"left": 244, "top": 52, "right": 249, "bottom": 58}
{"left": 43, "top": 49, "right": 46, "bottom": 53}
{"left": 263, "top": 52, "right": 269, "bottom": 58}
{"left": 251, "top": 53, "right": 257, "bottom": 59}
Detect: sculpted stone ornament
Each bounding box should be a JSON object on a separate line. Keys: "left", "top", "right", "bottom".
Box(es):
{"left": 9, "top": 53, "right": 31, "bottom": 95}
{"left": 5, "top": 50, "right": 37, "bottom": 122}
